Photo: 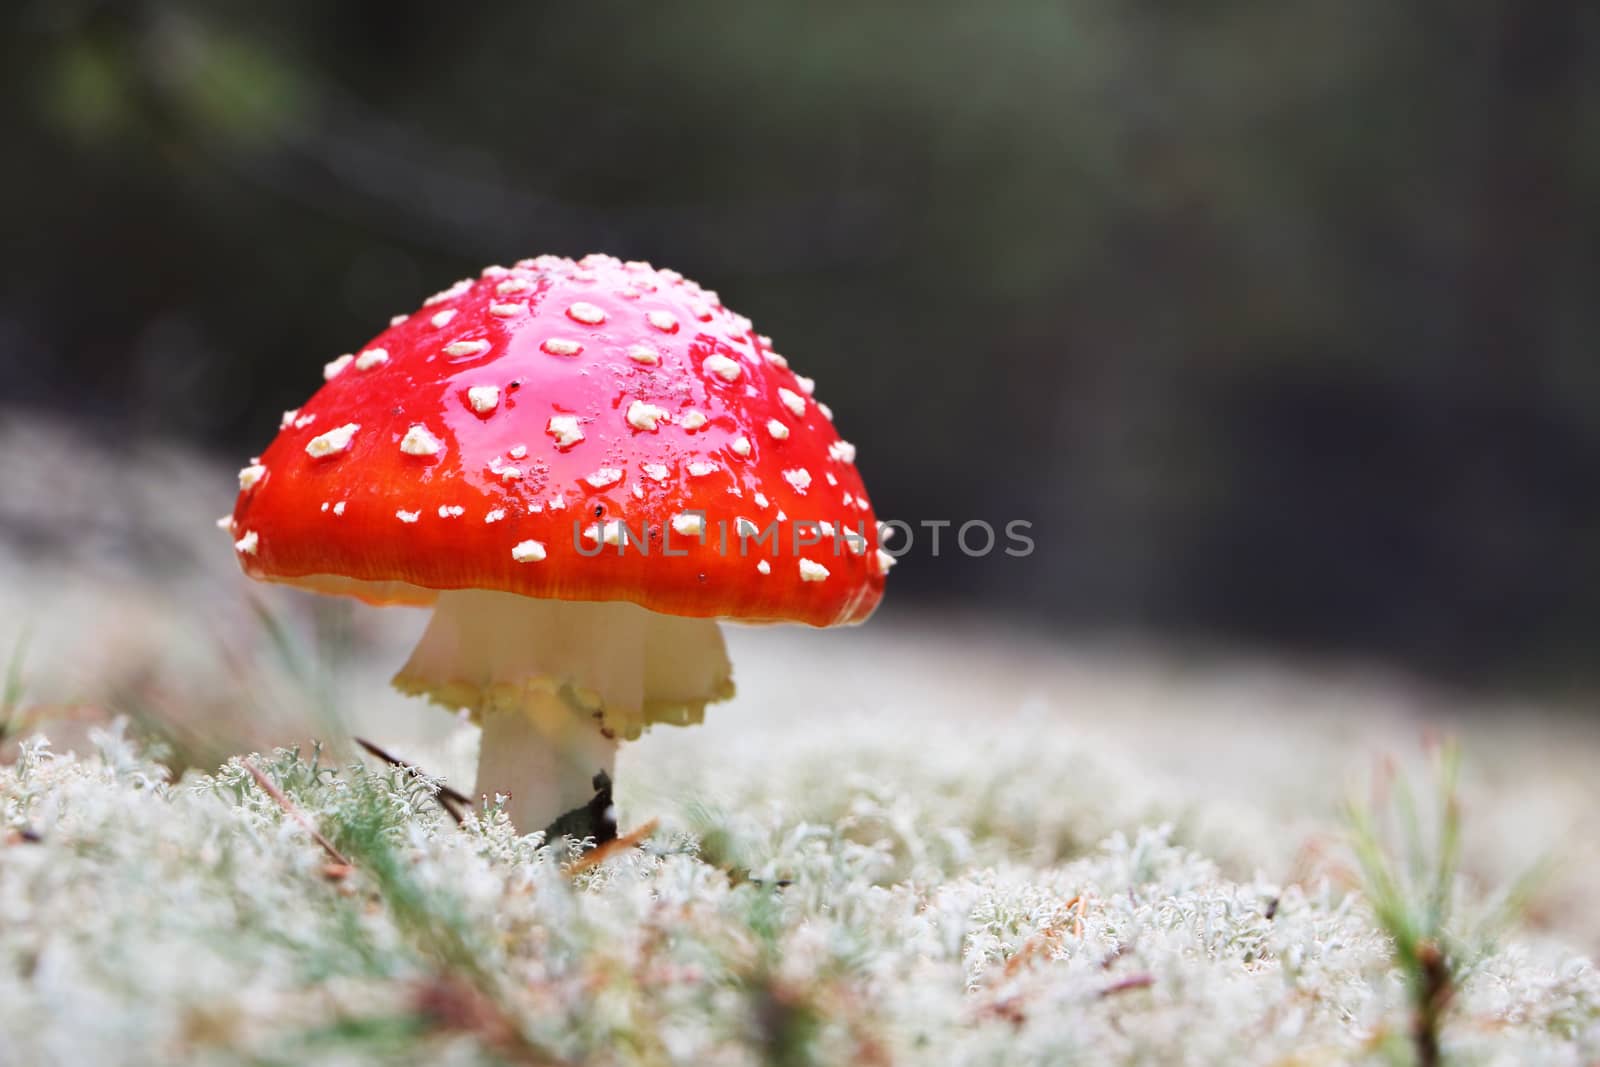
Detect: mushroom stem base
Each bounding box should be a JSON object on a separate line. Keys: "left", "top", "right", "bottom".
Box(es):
{"left": 389, "top": 591, "right": 735, "bottom": 835}
{"left": 475, "top": 695, "right": 617, "bottom": 838}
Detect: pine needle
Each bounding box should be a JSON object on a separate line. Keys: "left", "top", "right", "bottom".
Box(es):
{"left": 242, "top": 757, "right": 352, "bottom": 867}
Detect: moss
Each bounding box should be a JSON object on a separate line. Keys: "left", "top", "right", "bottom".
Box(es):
{"left": 0, "top": 722, "right": 1594, "bottom": 1066}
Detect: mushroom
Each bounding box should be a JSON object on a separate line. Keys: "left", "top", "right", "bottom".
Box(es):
{"left": 227, "top": 254, "right": 887, "bottom": 838}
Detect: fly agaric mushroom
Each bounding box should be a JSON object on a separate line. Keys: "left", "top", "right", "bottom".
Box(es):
{"left": 225, "top": 254, "right": 887, "bottom": 838}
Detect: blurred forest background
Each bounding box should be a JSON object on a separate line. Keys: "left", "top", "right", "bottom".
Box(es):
{"left": 2, "top": 0, "right": 1597, "bottom": 690}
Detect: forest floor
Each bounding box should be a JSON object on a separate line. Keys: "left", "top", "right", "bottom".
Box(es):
{"left": 1, "top": 412, "right": 1597, "bottom": 1065}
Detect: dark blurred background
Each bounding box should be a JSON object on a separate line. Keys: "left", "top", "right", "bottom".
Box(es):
{"left": 3, "top": 0, "right": 1597, "bottom": 690}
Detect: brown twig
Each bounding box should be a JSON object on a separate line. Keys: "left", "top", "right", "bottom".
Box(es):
{"left": 1413, "top": 940, "right": 1452, "bottom": 1067}
{"left": 1098, "top": 974, "right": 1154, "bottom": 998}
{"left": 566, "top": 818, "right": 660, "bottom": 876}
{"left": 1000, "top": 895, "right": 1089, "bottom": 979}
{"left": 242, "top": 758, "right": 352, "bottom": 867}
{"left": 412, "top": 974, "right": 574, "bottom": 1066}
{"left": 355, "top": 736, "right": 469, "bottom": 824}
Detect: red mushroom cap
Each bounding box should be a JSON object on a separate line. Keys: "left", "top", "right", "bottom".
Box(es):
{"left": 228, "top": 254, "right": 887, "bottom": 627}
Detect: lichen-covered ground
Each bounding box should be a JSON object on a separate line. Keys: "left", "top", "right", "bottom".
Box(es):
{"left": 1, "top": 412, "right": 1598, "bottom": 1065}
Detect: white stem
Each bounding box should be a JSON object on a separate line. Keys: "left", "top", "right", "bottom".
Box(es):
{"left": 390, "top": 590, "right": 734, "bottom": 834}
{"left": 474, "top": 694, "right": 617, "bottom": 834}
